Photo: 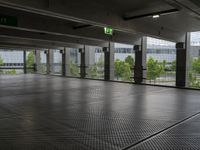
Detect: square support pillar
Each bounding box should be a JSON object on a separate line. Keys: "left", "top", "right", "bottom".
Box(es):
{"left": 79, "top": 48, "right": 86, "bottom": 78}
{"left": 23, "top": 50, "right": 27, "bottom": 74}
{"left": 109, "top": 42, "right": 115, "bottom": 80}
{"left": 84, "top": 46, "right": 90, "bottom": 77}
{"left": 176, "top": 42, "right": 187, "bottom": 87}
{"left": 45, "top": 50, "right": 50, "bottom": 74}
{"left": 185, "top": 33, "right": 191, "bottom": 87}
{"left": 134, "top": 45, "right": 143, "bottom": 83}
{"left": 134, "top": 37, "right": 147, "bottom": 84}
{"left": 49, "top": 50, "right": 54, "bottom": 74}
{"left": 35, "top": 50, "right": 40, "bottom": 73}
{"left": 61, "top": 49, "right": 66, "bottom": 76}
{"left": 64, "top": 48, "right": 71, "bottom": 76}
{"left": 103, "top": 47, "right": 110, "bottom": 81}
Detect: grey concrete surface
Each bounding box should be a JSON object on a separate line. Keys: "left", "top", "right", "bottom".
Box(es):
{"left": 0, "top": 74, "right": 200, "bottom": 150}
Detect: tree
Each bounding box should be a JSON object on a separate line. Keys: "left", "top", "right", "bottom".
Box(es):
{"left": 189, "top": 71, "right": 200, "bottom": 88}
{"left": 95, "top": 54, "right": 104, "bottom": 78}
{"left": 26, "top": 51, "right": 35, "bottom": 68}
{"left": 121, "top": 62, "right": 132, "bottom": 81}
{"left": 125, "top": 55, "right": 134, "bottom": 67}
{"left": 192, "top": 57, "right": 200, "bottom": 74}
{"left": 114, "top": 59, "right": 132, "bottom": 81}
{"left": 87, "top": 55, "right": 105, "bottom": 79}
{"left": 70, "top": 60, "right": 79, "bottom": 76}
{"left": 0, "top": 55, "right": 16, "bottom": 75}
{"left": 115, "top": 59, "right": 123, "bottom": 80}
{"left": 96, "top": 54, "right": 104, "bottom": 68}
{"left": 147, "top": 57, "right": 165, "bottom": 81}
{"left": 170, "top": 60, "right": 176, "bottom": 71}
{"left": 88, "top": 64, "right": 98, "bottom": 78}
{"left": 0, "top": 56, "right": 3, "bottom": 73}
{"left": 0, "top": 56, "right": 3, "bottom": 65}
{"left": 188, "top": 57, "right": 200, "bottom": 88}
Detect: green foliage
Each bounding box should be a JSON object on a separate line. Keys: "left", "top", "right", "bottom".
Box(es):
{"left": 96, "top": 54, "right": 104, "bottom": 68}
{"left": 192, "top": 57, "right": 200, "bottom": 74}
{"left": 0, "top": 56, "right": 16, "bottom": 74}
{"left": 162, "top": 60, "right": 167, "bottom": 69}
{"left": 4, "top": 69, "right": 16, "bottom": 75}
{"left": 0, "top": 56, "right": 3, "bottom": 65}
{"left": 0, "top": 55, "right": 3, "bottom": 73}
{"left": 189, "top": 71, "right": 200, "bottom": 88}
{"left": 170, "top": 60, "right": 176, "bottom": 71}
{"left": 114, "top": 56, "right": 134, "bottom": 81}
{"left": 122, "top": 62, "right": 132, "bottom": 81}
{"left": 88, "top": 64, "right": 98, "bottom": 78}
{"left": 114, "top": 59, "right": 123, "bottom": 80}
{"left": 114, "top": 59, "right": 132, "bottom": 81}
{"left": 189, "top": 57, "right": 200, "bottom": 88}
{"left": 38, "top": 64, "right": 46, "bottom": 74}
{"left": 147, "top": 57, "right": 165, "bottom": 80}
{"left": 125, "top": 55, "right": 134, "bottom": 67}
{"left": 88, "top": 55, "right": 104, "bottom": 79}
{"left": 70, "top": 60, "right": 79, "bottom": 76}
{"left": 26, "top": 51, "right": 35, "bottom": 68}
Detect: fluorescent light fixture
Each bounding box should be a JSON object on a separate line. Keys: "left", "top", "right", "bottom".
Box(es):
{"left": 152, "top": 14, "right": 160, "bottom": 19}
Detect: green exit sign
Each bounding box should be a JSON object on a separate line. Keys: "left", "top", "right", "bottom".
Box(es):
{"left": 104, "top": 26, "right": 113, "bottom": 35}
{"left": 0, "top": 15, "right": 18, "bottom": 27}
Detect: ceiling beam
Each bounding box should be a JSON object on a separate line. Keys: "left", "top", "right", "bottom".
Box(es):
{"left": 123, "top": 9, "right": 179, "bottom": 20}
{"left": 73, "top": 24, "right": 93, "bottom": 30}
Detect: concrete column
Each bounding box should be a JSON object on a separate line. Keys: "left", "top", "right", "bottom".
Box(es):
{"left": 142, "top": 37, "right": 147, "bottom": 82}
{"left": 35, "top": 50, "right": 40, "bottom": 73}
{"left": 103, "top": 46, "right": 110, "bottom": 81}
{"left": 176, "top": 42, "right": 187, "bottom": 87}
{"left": 64, "top": 47, "right": 71, "bottom": 76}
{"left": 85, "top": 45, "right": 90, "bottom": 77}
{"left": 23, "top": 50, "right": 27, "bottom": 74}
{"left": 109, "top": 42, "right": 115, "bottom": 80}
{"left": 61, "top": 49, "right": 66, "bottom": 76}
{"left": 79, "top": 48, "right": 86, "bottom": 78}
{"left": 49, "top": 49, "right": 54, "bottom": 74}
{"left": 186, "top": 33, "right": 191, "bottom": 87}
{"left": 134, "top": 45, "right": 142, "bottom": 83}
{"left": 46, "top": 50, "right": 50, "bottom": 74}
{"left": 134, "top": 37, "right": 147, "bottom": 84}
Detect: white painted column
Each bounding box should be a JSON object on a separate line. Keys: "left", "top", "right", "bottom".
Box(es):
{"left": 65, "top": 47, "right": 71, "bottom": 76}
{"left": 142, "top": 37, "right": 147, "bottom": 82}
{"left": 50, "top": 49, "right": 55, "bottom": 74}
{"left": 85, "top": 45, "right": 90, "bottom": 76}
{"left": 109, "top": 42, "right": 115, "bottom": 80}
{"left": 35, "top": 50, "right": 40, "bottom": 73}
{"left": 186, "top": 32, "right": 191, "bottom": 87}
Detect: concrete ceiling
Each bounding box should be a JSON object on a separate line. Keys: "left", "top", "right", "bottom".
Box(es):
{"left": 0, "top": 0, "right": 200, "bottom": 48}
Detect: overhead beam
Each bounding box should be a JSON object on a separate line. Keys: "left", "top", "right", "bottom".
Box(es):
{"left": 123, "top": 9, "right": 179, "bottom": 20}
{"left": 0, "top": 27, "right": 110, "bottom": 47}
{"left": 73, "top": 24, "right": 93, "bottom": 30}
{"left": 0, "top": 35, "right": 84, "bottom": 49}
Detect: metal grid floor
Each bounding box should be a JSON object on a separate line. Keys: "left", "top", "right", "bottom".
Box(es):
{"left": 0, "top": 74, "right": 200, "bottom": 150}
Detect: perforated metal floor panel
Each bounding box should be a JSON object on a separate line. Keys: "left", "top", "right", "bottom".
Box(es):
{"left": 0, "top": 74, "right": 200, "bottom": 150}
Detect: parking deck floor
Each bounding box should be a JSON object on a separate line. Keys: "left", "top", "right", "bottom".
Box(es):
{"left": 0, "top": 74, "right": 200, "bottom": 150}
